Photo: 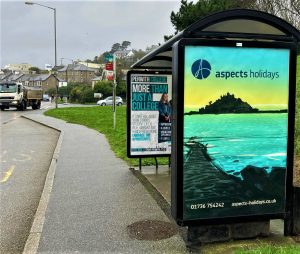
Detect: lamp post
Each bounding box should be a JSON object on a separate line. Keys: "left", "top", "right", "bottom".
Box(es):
{"left": 25, "top": 1, "right": 58, "bottom": 109}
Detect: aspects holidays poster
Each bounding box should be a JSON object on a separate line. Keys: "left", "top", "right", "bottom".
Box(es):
{"left": 183, "top": 45, "right": 290, "bottom": 220}
{"left": 129, "top": 73, "right": 172, "bottom": 156}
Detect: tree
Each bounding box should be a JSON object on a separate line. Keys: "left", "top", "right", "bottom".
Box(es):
{"left": 165, "top": 0, "right": 256, "bottom": 40}
{"left": 93, "top": 81, "right": 113, "bottom": 97}
{"left": 93, "top": 56, "right": 99, "bottom": 63}
{"left": 165, "top": 0, "right": 299, "bottom": 41}
{"left": 29, "top": 66, "right": 41, "bottom": 74}
{"left": 116, "top": 80, "right": 126, "bottom": 99}
{"left": 46, "top": 87, "right": 56, "bottom": 96}
{"left": 121, "top": 41, "right": 131, "bottom": 50}
{"left": 110, "top": 43, "right": 122, "bottom": 53}
{"left": 70, "top": 86, "right": 82, "bottom": 102}
{"left": 80, "top": 87, "right": 94, "bottom": 103}
{"left": 254, "top": 0, "right": 300, "bottom": 29}
{"left": 146, "top": 44, "right": 159, "bottom": 53}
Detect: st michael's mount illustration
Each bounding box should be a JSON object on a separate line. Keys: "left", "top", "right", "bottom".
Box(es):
{"left": 183, "top": 92, "right": 287, "bottom": 220}
{"left": 185, "top": 92, "right": 287, "bottom": 115}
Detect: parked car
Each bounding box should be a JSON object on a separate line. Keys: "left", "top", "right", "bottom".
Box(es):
{"left": 97, "top": 96, "right": 123, "bottom": 106}
{"left": 43, "top": 94, "right": 50, "bottom": 101}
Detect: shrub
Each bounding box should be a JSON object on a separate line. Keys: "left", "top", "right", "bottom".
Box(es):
{"left": 93, "top": 81, "right": 113, "bottom": 98}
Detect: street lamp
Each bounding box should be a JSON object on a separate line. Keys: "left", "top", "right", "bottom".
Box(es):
{"left": 25, "top": 1, "right": 58, "bottom": 109}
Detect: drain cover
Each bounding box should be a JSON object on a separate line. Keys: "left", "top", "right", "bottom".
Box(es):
{"left": 127, "top": 219, "right": 178, "bottom": 241}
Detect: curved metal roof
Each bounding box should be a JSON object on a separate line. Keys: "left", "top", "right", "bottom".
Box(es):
{"left": 132, "top": 9, "right": 300, "bottom": 69}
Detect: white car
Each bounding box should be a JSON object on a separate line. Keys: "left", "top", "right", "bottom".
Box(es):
{"left": 97, "top": 96, "right": 123, "bottom": 106}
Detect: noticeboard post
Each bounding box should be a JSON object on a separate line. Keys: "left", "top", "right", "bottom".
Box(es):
{"left": 127, "top": 71, "right": 172, "bottom": 158}
{"left": 171, "top": 39, "right": 297, "bottom": 226}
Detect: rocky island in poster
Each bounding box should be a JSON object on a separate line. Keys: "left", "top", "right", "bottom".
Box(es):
{"left": 183, "top": 46, "right": 290, "bottom": 220}
{"left": 129, "top": 73, "right": 172, "bottom": 157}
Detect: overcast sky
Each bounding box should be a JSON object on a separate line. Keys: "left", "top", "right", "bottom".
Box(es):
{"left": 1, "top": 0, "right": 181, "bottom": 69}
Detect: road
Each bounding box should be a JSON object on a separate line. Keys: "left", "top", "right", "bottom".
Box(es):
{"left": 0, "top": 101, "right": 53, "bottom": 125}
{"left": 0, "top": 103, "right": 59, "bottom": 253}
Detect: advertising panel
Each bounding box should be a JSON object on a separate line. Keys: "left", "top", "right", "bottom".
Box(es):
{"left": 127, "top": 71, "right": 172, "bottom": 157}
{"left": 172, "top": 39, "right": 297, "bottom": 225}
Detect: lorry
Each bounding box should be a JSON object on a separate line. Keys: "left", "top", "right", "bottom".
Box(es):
{"left": 0, "top": 82, "right": 43, "bottom": 111}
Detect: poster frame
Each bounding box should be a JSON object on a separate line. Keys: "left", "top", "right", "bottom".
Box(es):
{"left": 127, "top": 70, "right": 173, "bottom": 158}
{"left": 171, "top": 38, "right": 297, "bottom": 226}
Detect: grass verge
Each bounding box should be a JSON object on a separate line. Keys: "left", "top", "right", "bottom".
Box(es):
{"left": 44, "top": 106, "right": 168, "bottom": 166}
{"left": 235, "top": 244, "right": 300, "bottom": 254}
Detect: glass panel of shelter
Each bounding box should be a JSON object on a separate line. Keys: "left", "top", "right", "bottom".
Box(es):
{"left": 202, "top": 19, "right": 287, "bottom": 35}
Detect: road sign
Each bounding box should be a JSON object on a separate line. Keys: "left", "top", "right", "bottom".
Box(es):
{"left": 105, "top": 62, "right": 113, "bottom": 71}
{"left": 106, "top": 70, "right": 114, "bottom": 81}
{"left": 105, "top": 54, "right": 113, "bottom": 63}
{"left": 94, "top": 93, "right": 102, "bottom": 98}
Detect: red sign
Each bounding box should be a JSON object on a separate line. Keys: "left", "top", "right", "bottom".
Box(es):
{"left": 106, "top": 70, "right": 114, "bottom": 81}
{"left": 105, "top": 62, "right": 113, "bottom": 71}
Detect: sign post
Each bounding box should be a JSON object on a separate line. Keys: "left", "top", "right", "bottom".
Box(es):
{"left": 113, "top": 53, "right": 117, "bottom": 130}
{"left": 105, "top": 53, "right": 116, "bottom": 129}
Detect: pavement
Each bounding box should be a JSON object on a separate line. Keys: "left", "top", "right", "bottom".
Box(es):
{"left": 22, "top": 111, "right": 187, "bottom": 253}
{"left": 0, "top": 116, "right": 59, "bottom": 253}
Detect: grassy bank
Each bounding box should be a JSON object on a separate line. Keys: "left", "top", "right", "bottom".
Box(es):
{"left": 44, "top": 106, "right": 168, "bottom": 166}
{"left": 235, "top": 244, "right": 300, "bottom": 254}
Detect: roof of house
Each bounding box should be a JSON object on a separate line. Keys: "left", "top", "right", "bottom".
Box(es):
{"left": 57, "top": 64, "right": 97, "bottom": 72}
{"left": 0, "top": 72, "right": 13, "bottom": 81}
{"left": 18, "top": 74, "right": 59, "bottom": 82}
{"left": 6, "top": 73, "right": 24, "bottom": 82}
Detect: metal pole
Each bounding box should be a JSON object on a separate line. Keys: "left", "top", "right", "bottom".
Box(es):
{"left": 139, "top": 158, "right": 142, "bottom": 171}
{"left": 113, "top": 54, "right": 117, "bottom": 130}
{"left": 54, "top": 8, "right": 58, "bottom": 109}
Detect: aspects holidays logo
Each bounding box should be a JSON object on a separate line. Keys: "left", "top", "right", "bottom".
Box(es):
{"left": 191, "top": 59, "right": 211, "bottom": 79}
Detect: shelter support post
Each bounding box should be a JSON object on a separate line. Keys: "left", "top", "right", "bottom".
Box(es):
{"left": 293, "top": 187, "right": 300, "bottom": 234}
{"left": 139, "top": 158, "right": 142, "bottom": 172}
{"left": 154, "top": 157, "right": 158, "bottom": 172}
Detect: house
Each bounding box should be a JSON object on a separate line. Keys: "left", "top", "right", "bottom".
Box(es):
{"left": 77, "top": 61, "right": 104, "bottom": 69}
{"left": 0, "top": 72, "right": 13, "bottom": 81}
{"left": 18, "top": 74, "right": 59, "bottom": 93}
{"left": 4, "top": 63, "right": 33, "bottom": 74}
{"left": 57, "top": 63, "right": 98, "bottom": 84}
{"left": 1, "top": 73, "right": 24, "bottom": 82}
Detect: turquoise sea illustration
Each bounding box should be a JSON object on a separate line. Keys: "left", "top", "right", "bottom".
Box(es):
{"left": 184, "top": 113, "right": 287, "bottom": 178}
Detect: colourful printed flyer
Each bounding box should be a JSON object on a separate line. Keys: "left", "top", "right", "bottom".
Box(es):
{"left": 129, "top": 73, "right": 172, "bottom": 157}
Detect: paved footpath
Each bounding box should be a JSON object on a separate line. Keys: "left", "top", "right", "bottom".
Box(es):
{"left": 23, "top": 112, "right": 187, "bottom": 254}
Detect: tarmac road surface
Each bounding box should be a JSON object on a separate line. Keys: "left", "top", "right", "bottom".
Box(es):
{"left": 0, "top": 115, "right": 59, "bottom": 253}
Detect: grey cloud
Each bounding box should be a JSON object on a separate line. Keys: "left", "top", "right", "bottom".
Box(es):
{"left": 1, "top": 1, "right": 180, "bottom": 68}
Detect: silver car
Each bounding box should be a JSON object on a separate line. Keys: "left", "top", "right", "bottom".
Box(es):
{"left": 97, "top": 96, "right": 123, "bottom": 106}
